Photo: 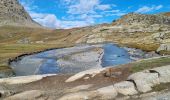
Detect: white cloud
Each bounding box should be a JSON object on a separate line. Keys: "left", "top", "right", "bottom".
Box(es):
{"left": 96, "top": 4, "right": 111, "bottom": 10}
{"left": 30, "top": 13, "right": 61, "bottom": 28}
{"left": 30, "top": 12, "right": 94, "bottom": 29}
{"left": 67, "top": 0, "right": 99, "bottom": 14}
{"left": 136, "top": 5, "right": 163, "bottom": 13}
{"left": 20, "top": 0, "right": 119, "bottom": 29}
{"left": 104, "top": 10, "right": 120, "bottom": 13}
{"left": 106, "top": 12, "right": 126, "bottom": 16}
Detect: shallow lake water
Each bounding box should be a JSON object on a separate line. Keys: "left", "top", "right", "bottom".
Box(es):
{"left": 10, "top": 43, "right": 133, "bottom": 76}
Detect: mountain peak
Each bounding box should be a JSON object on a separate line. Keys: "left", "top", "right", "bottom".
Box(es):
{"left": 0, "top": 0, "right": 41, "bottom": 27}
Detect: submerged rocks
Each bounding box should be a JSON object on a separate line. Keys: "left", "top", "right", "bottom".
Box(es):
{"left": 114, "top": 81, "right": 138, "bottom": 95}
{"left": 128, "top": 72, "right": 160, "bottom": 93}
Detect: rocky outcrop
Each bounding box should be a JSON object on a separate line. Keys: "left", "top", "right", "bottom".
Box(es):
{"left": 115, "top": 13, "right": 170, "bottom": 25}
{"left": 0, "top": 0, "right": 41, "bottom": 27}
{"left": 1, "top": 64, "right": 170, "bottom": 99}
{"left": 61, "top": 65, "right": 170, "bottom": 99}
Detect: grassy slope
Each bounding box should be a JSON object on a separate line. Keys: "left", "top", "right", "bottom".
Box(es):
{"left": 0, "top": 26, "right": 79, "bottom": 70}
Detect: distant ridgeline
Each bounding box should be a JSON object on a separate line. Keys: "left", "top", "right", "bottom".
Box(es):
{"left": 114, "top": 13, "right": 170, "bottom": 25}
{"left": 0, "top": 0, "right": 41, "bottom": 27}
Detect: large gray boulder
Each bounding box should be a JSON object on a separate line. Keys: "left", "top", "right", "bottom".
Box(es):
{"left": 128, "top": 72, "right": 160, "bottom": 93}
{"left": 152, "top": 65, "right": 170, "bottom": 83}
{"left": 114, "top": 81, "right": 138, "bottom": 95}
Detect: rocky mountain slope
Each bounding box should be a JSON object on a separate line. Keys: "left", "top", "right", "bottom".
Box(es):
{"left": 72, "top": 13, "right": 170, "bottom": 54}
{"left": 114, "top": 13, "right": 170, "bottom": 25}
{"left": 0, "top": 0, "right": 41, "bottom": 27}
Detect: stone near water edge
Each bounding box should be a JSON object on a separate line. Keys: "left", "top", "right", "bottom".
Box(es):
{"left": 128, "top": 71, "right": 160, "bottom": 93}
{"left": 114, "top": 81, "right": 138, "bottom": 95}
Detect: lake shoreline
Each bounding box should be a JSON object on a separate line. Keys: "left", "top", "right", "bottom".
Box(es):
{"left": 8, "top": 43, "right": 160, "bottom": 77}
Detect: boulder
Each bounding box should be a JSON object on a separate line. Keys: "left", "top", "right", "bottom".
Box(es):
{"left": 5, "top": 90, "right": 44, "bottom": 100}
{"left": 114, "top": 81, "right": 138, "bottom": 95}
{"left": 152, "top": 65, "right": 170, "bottom": 83}
{"left": 96, "top": 85, "right": 117, "bottom": 99}
{"left": 128, "top": 72, "right": 160, "bottom": 93}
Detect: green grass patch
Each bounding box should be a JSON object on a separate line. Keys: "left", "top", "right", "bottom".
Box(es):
{"left": 130, "top": 57, "right": 170, "bottom": 73}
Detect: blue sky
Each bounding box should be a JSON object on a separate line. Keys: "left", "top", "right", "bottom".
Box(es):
{"left": 19, "top": 0, "right": 170, "bottom": 29}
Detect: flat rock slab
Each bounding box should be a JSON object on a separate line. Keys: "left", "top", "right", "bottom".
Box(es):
{"left": 114, "top": 81, "right": 138, "bottom": 95}
{"left": 58, "top": 91, "right": 97, "bottom": 100}
{"left": 65, "top": 68, "right": 105, "bottom": 82}
{"left": 128, "top": 72, "right": 159, "bottom": 93}
{"left": 0, "top": 74, "right": 56, "bottom": 85}
{"left": 66, "top": 84, "right": 93, "bottom": 93}
{"left": 96, "top": 85, "right": 117, "bottom": 99}
{"left": 59, "top": 85, "right": 117, "bottom": 100}
{"left": 4, "top": 90, "right": 44, "bottom": 100}
{"left": 152, "top": 65, "right": 170, "bottom": 83}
